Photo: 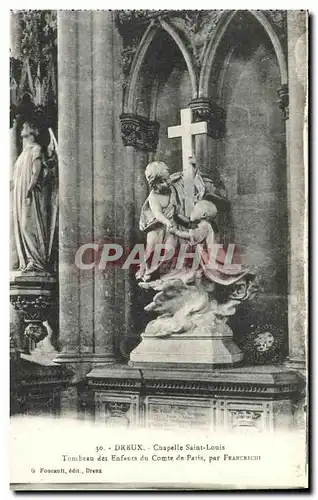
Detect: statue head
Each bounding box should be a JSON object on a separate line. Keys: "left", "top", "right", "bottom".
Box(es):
{"left": 21, "top": 121, "right": 39, "bottom": 141}
{"left": 145, "top": 161, "right": 171, "bottom": 194}
{"left": 190, "top": 200, "right": 217, "bottom": 222}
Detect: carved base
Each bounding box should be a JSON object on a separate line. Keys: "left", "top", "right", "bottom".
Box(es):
{"left": 87, "top": 364, "right": 305, "bottom": 432}
{"left": 129, "top": 332, "right": 244, "bottom": 369}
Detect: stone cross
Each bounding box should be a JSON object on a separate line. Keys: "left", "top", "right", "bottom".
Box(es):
{"left": 168, "top": 108, "right": 207, "bottom": 216}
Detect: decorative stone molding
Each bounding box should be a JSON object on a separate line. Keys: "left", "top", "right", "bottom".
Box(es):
{"left": 87, "top": 365, "right": 303, "bottom": 396}
{"left": 277, "top": 84, "right": 289, "bottom": 120}
{"left": 189, "top": 98, "right": 226, "bottom": 139}
{"left": 120, "top": 113, "right": 160, "bottom": 152}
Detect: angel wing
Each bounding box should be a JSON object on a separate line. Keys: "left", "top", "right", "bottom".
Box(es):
{"left": 47, "top": 128, "right": 59, "bottom": 262}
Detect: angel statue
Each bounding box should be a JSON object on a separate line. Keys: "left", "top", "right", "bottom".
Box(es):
{"left": 10, "top": 121, "right": 58, "bottom": 273}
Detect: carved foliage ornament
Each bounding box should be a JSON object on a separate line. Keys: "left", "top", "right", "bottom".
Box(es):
{"left": 10, "top": 273, "right": 57, "bottom": 350}
{"left": 10, "top": 10, "right": 57, "bottom": 125}
{"left": 189, "top": 97, "right": 226, "bottom": 139}
{"left": 19, "top": 10, "right": 57, "bottom": 63}
{"left": 10, "top": 294, "right": 53, "bottom": 321}
{"left": 10, "top": 294, "right": 53, "bottom": 345}
{"left": 120, "top": 113, "right": 160, "bottom": 152}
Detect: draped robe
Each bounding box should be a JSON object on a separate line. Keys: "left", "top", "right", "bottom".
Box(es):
{"left": 12, "top": 143, "right": 48, "bottom": 271}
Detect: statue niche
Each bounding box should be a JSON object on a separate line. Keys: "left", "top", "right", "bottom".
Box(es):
{"left": 120, "top": 22, "right": 257, "bottom": 367}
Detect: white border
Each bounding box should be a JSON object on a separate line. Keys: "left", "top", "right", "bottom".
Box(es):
{"left": 1, "top": 3, "right": 314, "bottom": 499}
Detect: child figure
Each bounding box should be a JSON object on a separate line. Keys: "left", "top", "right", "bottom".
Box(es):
{"left": 138, "top": 161, "right": 182, "bottom": 281}
{"left": 168, "top": 200, "right": 247, "bottom": 286}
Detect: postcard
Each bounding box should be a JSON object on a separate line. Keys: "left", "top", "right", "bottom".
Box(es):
{"left": 9, "top": 9, "right": 308, "bottom": 490}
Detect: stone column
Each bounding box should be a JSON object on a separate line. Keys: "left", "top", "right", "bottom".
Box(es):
{"left": 56, "top": 11, "right": 81, "bottom": 363}
{"left": 92, "top": 11, "right": 117, "bottom": 363}
{"left": 285, "top": 11, "right": 308, "bottom": 372}
{"left": 56, "top": 11, "right": 116, "bottom": 367}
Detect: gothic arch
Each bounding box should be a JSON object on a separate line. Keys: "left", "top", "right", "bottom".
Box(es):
{"left": 124, "top": 18, "right": 197, "bottom": 114}
{"left": 199, "top": 10, "right": 288, "bottom": 98}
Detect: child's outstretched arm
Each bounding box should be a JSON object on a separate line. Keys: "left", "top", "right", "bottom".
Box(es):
{"left": 170, "top": 223, "right": 210, "bottom": 245}
{"left": 168, "top": 227, "right": 191, "bottom": 240}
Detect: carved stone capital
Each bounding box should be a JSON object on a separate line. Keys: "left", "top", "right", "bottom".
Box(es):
{"left": 277, "top": 84, "right": 289, "bottom": 120}
{"left": 10, "top": 272, "right": 57, "bottom": 350}
{"left": 189, "top": 98, "right": 226, "bottom": 139}
{"left": 120, "top": 113, "right": 160, "bottom": 152}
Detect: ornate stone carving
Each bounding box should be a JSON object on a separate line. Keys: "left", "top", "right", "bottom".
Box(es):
{"left": 116, "top": 10, "right": 171, "bottom": 28}
{"left": 170, "top": 11, "right": 224, "bottom": 70}
{"left": 230, "top": 409, "right": 262, "bottom": 429}
{"left": 10, "top": 10, "right": 57, "bottom": 127}
{"left": 10, "top": 294, "right": 52, "bottom": 320}
{"left": 265, "top": 10, "right": 287, "bottom": 48}
{"left": 189, "top": 97, "right": 226, "bottom": 139}
{"left": 237, "top": 323, "right": 287, "bottom": 365}
{"left": 277, "top": 84, "right": 289, "bottom": 120}
{"left": 106, "top": 401, "right": 131, "bottom": 427}
{"left": 93, "top": 393, "right": 141, "bottom": 427}
{"left": 10, "top": 273, "right": 56, "bottom": 352}
{"left": 88, "top": 374, "right": 302, "bottom": 396}
{"left": 120, "top": 113, "right": 160, "bottom": 152}
{"left": 121, "top": 35, "right": 143, "bottom": 93}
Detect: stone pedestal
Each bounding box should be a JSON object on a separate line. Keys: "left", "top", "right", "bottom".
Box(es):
{"left": 87, "top": 364, "right": 304, "bottom": 432}
{"left": 129, "top": 326, "right": 243, "bottom": 369}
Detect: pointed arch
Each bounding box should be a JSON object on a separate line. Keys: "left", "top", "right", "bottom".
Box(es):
{"left": 125, "top": 21, "right": 159, "bottom": 113}
{"left": 199, "top": 10, "right": 288, "bottom": 98}
{"left": 159, "top": 19, "right": 197, "bottom": 99}
{"left": 125, "top": 18, "right": 197, "bottom": 114}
